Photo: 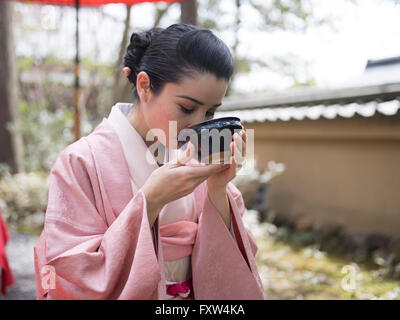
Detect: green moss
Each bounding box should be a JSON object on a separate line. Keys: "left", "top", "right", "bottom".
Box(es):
{"left": 9, "top": 224, "right": 42, "bottom": 237}
{"left": 254, "top": 225, "right": 400, "bottom": 300}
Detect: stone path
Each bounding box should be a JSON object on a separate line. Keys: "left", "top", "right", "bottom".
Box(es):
{"left": 1, "top": 213, "right": 399, "bottom": 300}
{"left": 0, "top": 231, "right": 38, "bottom": 300}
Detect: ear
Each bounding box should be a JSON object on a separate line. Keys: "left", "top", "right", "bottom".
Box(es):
{"left": 136, "top": 71, "right": 151, "bottom": 102}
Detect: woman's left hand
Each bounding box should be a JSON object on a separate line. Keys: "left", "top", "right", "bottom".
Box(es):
{"left": 206, "top": 129, "right": 247, "bottom": 193}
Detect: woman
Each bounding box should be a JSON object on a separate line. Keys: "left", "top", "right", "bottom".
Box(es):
{"left": 34, "top": 23, "right": 265, "bottom": 300}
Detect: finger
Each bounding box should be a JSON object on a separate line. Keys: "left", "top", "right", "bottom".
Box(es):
{"left": 237, "top": 131, "right": 246, "bottom": 156}
{"left": 167, "top": 141, "right": 193, "bottom": 167}
{"left": 237, "top": 130, "right": 246, "bottom": 145}
{"left": 240, "top": 129, "right": 246, "bottom": 142}
{"left": 239, "top": 130, "right": 247, "bottom": 152}
{"left": 232, "top": 155, "right": 243, "bottom": 170}
{"left": 232, "top": 135, "right": 245, "bottom": 165}
{"left": 233, "top": 133, "right": 243, "bottom": 155}
{"left": 233, "top": 143, "right": 246, "bottom": 170}
{"left": 177, "top": 141, "right": 195, "bottom": 165}
{"left": 240, "top": 139, "right": 246, "bottom": 159}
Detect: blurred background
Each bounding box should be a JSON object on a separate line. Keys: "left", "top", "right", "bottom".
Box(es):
{"left": 0, "top": 0, "right": 400, "bottom": 300}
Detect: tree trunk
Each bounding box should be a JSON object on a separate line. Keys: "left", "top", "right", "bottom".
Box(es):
{"left": 180, "top": 0, "right": 197, "bottom": 25}
{"left": 0, "top": 2, "right": 22, "bottom": 173}
{"left": 226, "top": 0, "right": 241, "bottom": 96}
{"left": 112, "top": 4, "right": 174, "bottom": 104}
{"left": 112, "top": 5, "right": 132, "bottom": 103}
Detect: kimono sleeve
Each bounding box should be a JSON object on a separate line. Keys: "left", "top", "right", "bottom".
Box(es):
{"left": 192, "top": 181, "right": 265, "bottom": 299}
{"left": 34, "top": 145, "right": 162, "bottom": 300}
{"left": 226, "top": 182, "right": 258, "bottom": 256}
{"left": 200, "top": 181, "right": 258, "bottom": 257}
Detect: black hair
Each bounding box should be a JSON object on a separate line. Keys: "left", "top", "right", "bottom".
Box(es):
{"left": 122, "top": 23, "right": 234, "bottom": 102}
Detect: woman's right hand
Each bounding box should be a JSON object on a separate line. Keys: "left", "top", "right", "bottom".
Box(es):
{"left": 141, "top": 142, "right": 229, "bottom": 226}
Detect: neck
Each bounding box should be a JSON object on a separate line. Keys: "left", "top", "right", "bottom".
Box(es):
{"left": 126, "top": 103, "right": 152, "bottom": 148}
{"left": 126, "top": 103, "right": 165, "bottom": 166}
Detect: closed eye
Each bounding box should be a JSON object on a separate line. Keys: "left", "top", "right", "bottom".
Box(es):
{"left": 179, "top": 104, "right": 215, "bottom": 118}
{"left": 179, "top": 105, "right": 193, "bottom": 114}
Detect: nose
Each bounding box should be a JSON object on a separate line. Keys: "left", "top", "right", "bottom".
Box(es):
{"left": 186, "top": 113, "right": 207, "bottom": 128}
{"left": 177, "top": 114, "right": 205, "bottom": 145}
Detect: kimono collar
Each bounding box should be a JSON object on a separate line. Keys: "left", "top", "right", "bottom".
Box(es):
{"left": 107, "top": 102, "right": 197, "bottom": 226}
{"left": 107, "top": 102, "right": 168, "bottom": 190}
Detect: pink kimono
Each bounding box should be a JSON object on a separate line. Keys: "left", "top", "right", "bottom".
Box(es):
{"left": 33, "top": 103, "right": 266, "bottom": 300}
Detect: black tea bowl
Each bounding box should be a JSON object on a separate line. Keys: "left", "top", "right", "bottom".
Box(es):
{"left": 177, "top": 117, "right": 243, "bottom": 164}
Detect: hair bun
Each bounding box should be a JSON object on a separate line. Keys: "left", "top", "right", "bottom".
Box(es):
{"left": 123, "top": 27, "right": 164, "bottom": 84}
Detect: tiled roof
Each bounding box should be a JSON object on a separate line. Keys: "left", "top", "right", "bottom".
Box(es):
{"left": 215, "top": 99, "right": 400, "bottom": 123}
{"left": 216, "top": 83, "right": 400, "bottom": 123}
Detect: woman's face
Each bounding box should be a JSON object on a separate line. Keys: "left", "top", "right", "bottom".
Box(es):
{"left": 140, "top": 71, "right": 228, "bottom": 150}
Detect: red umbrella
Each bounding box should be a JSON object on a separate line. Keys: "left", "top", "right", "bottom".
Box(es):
{"left": 9, "top": 0, "right": 182, "bottom": 141}
{"left": 12, "top": 0, "right": 180, "bottom": 7}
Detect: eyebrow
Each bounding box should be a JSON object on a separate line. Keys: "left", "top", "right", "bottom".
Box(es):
{"left": 176, "top": 95, "right": 222, "bottom": 108}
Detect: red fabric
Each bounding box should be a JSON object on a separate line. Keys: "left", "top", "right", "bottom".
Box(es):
{"left": 0, "top": 210, "right": 15, "bottom": 296}
{"left": 9, "top": 0, "right": 181, "bottom": 7}
{"left": 231, "top": 207, "right": 250, "bottom": 269}
{"left": 166, "top": 278, "right": 193, "bottom": 300}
